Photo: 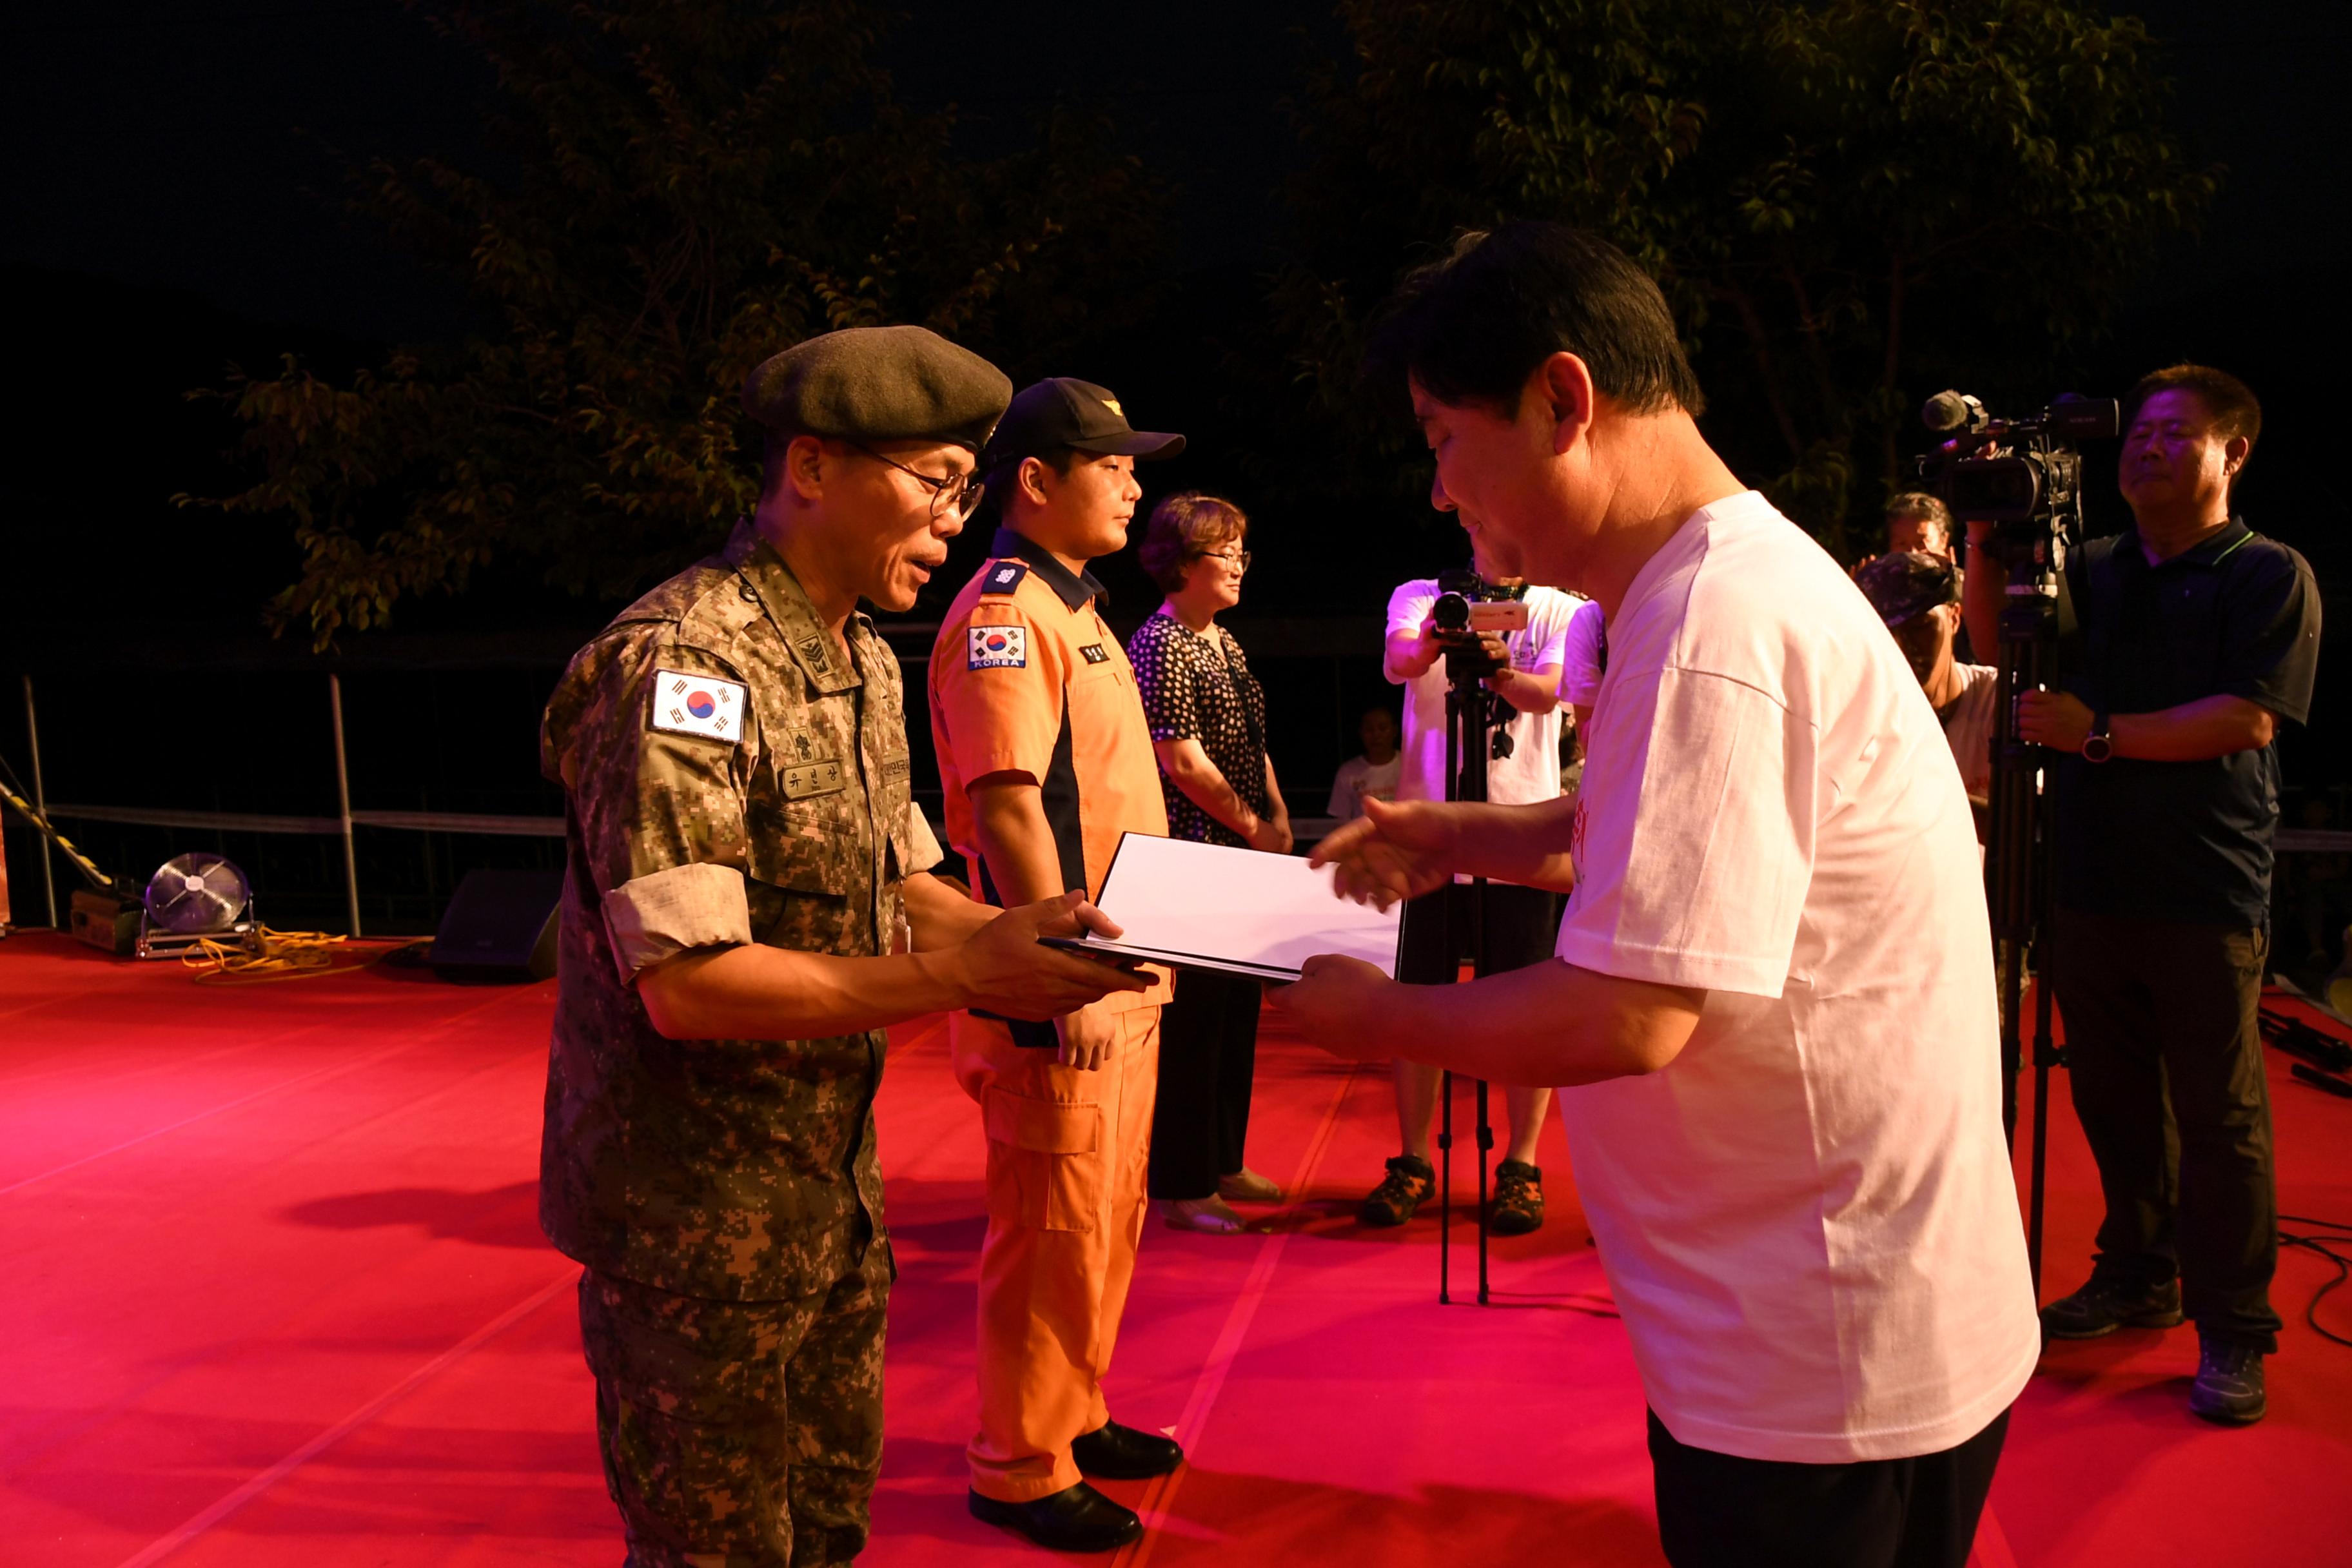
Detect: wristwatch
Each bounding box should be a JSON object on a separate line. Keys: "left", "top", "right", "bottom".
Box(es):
{"left": 2082, "top": 710, "right": 2113, "bottom": 764}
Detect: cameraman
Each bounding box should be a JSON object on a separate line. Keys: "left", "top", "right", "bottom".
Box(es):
{"left": 1963, "top": 364, "right": 2320, "bottom": 1426}
{"left": 1353, "top": 542, "right": 1582, "bottom": 1237}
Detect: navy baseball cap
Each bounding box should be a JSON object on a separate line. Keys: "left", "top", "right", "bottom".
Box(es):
{"left": 982, "top": 377, "right": 1184, "bottom": 473}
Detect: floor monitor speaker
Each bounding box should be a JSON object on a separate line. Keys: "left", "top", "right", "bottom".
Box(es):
{"left": 430, "top": 868, "right": 563, "bottom": 983}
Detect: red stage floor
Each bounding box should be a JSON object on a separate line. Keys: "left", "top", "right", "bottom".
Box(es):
{"left": 3, "top": 929, "right": 2349, "bottom": 1566}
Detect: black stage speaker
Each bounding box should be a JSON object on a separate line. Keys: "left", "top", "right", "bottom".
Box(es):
{"left": 430, "top": 868, "right": 563, "bottom": 983}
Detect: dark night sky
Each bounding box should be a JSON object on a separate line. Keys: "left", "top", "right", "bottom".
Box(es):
{"left": 5, "top": 1, "right": 2350, "bottom": 926}
{"left": 4, "top": 3, "right": 2342, "bottom": 338}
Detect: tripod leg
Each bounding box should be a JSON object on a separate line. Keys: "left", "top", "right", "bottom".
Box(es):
{"left": 1438, "top": 1069, "right": 1453, "bottom": 1305}
{"left": 2026, "top": 916, "right": 2060, "bottom": 1295}
{"left": 1476, "top": 1077, "right": 1493, "bottom": 1306}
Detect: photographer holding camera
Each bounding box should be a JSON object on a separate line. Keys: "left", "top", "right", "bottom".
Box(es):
{"left": 1353, "top": 544, "right": 1583, "bottom": 1237}
{"left": 1963, "top": 364, "right": 2320, "bottom": 1426}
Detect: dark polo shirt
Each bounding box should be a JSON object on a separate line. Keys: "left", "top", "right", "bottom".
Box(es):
{"left": 2052, "top": 518, "right": 2320, "bottom": 927}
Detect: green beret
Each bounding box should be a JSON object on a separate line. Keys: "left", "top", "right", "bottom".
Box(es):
{"left": 741, "top": 325, "right": 1013, "bottom": 452}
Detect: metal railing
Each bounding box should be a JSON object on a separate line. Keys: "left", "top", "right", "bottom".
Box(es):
{"left": 18, "top": 672, "right": 560, "bottom": 936}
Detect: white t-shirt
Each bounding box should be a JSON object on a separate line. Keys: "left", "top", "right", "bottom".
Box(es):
{"left": 1555, "top": 490, "right": 2037, "bottom": 1464}
{"left": 1937, "top": 663, "right": 2000, "bottom": 801}
{"left": 1560, "top": 596, "right": 1607, "bottom": 708}
{"left": 1386, "top": 580, "right": 1584, "bottom": 807}
{"left": 1327, "top": 753, "right": 1402, "bottom": 820}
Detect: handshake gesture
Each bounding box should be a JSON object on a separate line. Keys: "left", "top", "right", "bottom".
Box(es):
{"left": 1308, "top": 796, "right": 1465, "bottom": 910}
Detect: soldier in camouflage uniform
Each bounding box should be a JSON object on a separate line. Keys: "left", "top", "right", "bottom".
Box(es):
{"left": 540, "top": 326, "right": 1146, "bottom": 1567}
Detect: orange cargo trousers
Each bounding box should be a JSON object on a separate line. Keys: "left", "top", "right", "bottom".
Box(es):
{"left": 951, "top": 1003, "right": 1161, "bottom": 1503}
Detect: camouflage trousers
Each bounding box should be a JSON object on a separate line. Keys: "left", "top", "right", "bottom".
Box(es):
{"left": 578, "top": 1244, "right": 892, "bottom": 1567}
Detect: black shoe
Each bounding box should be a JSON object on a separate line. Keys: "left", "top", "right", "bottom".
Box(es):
{"left": 1488, "top": 1159, "right": 1545, "bottom": 1236}
{"left": 1359, "top": 1154, "right": 1436, "bottom": 1227}
{"left": 1072, "top": 1418, "right": 1184, "bottom": 1480}
{"left": 2040, "top": 1273, "right": 2184, "bottom": 1340}
{"left": 969, "top": 1483, "right": 1142, "bottom": 1553}
{"left": 2188, "top": 1333, "right": 2267, "bottom": 1425}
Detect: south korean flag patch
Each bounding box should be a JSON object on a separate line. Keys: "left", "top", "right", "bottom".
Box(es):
{"left": 968, "top": 625, "right": 1028, "bottom": 670}
{"left": 651, "top": 669, "right": 748, "bottom": 744}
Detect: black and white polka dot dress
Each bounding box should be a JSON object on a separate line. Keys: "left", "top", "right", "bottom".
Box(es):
{"left": 1126, "top": 607, "right": 1269, "bottom": 848}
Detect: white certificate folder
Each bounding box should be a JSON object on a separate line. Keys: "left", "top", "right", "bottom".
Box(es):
{"left": 1046, "top": 832, "right": 1402, "bottom": 983}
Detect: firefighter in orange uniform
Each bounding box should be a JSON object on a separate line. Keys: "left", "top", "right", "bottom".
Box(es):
{"left": 929, "top": 378, "right": 1188, "bottom": 1553}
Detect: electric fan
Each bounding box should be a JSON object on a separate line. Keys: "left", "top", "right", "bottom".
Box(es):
{"left": 137, "top": 852, "right": 261, "bottom": 960}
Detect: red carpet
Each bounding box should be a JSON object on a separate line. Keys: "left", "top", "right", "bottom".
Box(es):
{"left": 3, "top": 928, "right": 2348, "bottom": 1565}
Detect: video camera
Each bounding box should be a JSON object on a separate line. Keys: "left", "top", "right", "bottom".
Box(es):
{"left": 1430, "top": 568, "right": 1529, "bottom": 687}
{"left": 1913, "top": 391, "right": 2119, "bottom": 566}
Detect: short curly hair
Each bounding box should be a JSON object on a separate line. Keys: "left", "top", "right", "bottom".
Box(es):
{"left": 1140, "top": 491, "right": 1248, "bottom": 594}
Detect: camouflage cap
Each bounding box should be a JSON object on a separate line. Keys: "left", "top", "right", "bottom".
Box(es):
{"left": 1854, "top": 549, "right": 1959, "bottom": 627}
{"left": 742, "top": 326, "right": 1013, "bottom": 452}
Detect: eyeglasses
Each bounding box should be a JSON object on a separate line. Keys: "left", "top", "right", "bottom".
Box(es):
{"left": 847, "top": 442, "right": 986, "bottom": 522}
{"left": 1198, "top": 549, "right": 1252, "bottom": 573}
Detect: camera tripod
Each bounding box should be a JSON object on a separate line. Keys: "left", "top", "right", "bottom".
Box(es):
{"left": 1984, "top": 538, "right": 2063, "bottom": 1293}
{"left": 1435, "top": 650, "right": 1513, "bottom": 1306}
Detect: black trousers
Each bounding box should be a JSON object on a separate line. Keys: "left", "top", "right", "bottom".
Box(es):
{"left": 2050, "top": 905, "right": 2281, "bottom": 1350}
{"left": 1396, "top": 881, "right": 1561, "bottom": 985}
{"left": 1147, "top": 967, "right": 1264, "bottom": 1201}
{"left": 1649, "top": 1408, "right": 2009, "bottom": 1568}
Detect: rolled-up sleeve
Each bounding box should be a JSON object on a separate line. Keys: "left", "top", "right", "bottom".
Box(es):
{"left": 554, "top": 634, "right": 763, "bottom": 982}
{"left": 905, "top": 799, "right": 946, "bottom": 876}
{"left": 602, "top": 863, "right": 754, "bottom": 979}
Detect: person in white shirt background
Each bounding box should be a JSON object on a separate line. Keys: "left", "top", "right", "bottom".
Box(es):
{"left": 1352, "top": 553, "right": 1584, "bottom": 1237}
{"left": 1327, "top": 705, "right": 1403, "bottom": 823}
{"left": 1277, "top": 222, "right": 2037, "bottom": 1568}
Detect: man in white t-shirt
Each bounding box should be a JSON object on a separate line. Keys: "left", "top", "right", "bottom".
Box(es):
{"left": 1854, "top": 551, "right": 1998, "bottom": 809}
{"left": 1326, "top": 706, "right": 1402, "bottom": 822}
{"left": 1354, "top": 560, "right": 1584, "bottom": 1237}
{"left": 1277, "top": 222, "right": 2037, "bottom": 1568}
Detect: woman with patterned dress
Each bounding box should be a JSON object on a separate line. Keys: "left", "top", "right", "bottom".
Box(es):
{"left": 1126, "top": 492, "right": 1293, "bottom": 1233}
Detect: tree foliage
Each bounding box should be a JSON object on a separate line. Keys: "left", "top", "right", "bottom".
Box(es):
{"left": 185, "top": 0, "right": 1161, "bottom": 644}
{"left": 1275, "top": 0, "right": 2217, "bottom": 554}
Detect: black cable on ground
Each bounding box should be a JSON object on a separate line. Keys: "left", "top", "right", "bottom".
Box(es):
{"left": 2278, "top": 1214, "right": 2352, "bottom": 1349}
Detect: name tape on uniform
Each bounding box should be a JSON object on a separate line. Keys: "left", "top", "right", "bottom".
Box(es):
{"left": 651, "top": 669, "right": 747, "bottom": 743}
{"left": 969, "top": 625, "right": 1028, "bottom": 670}
{"left": 1079, "top": 643, "right": 1110, "bottom": 665}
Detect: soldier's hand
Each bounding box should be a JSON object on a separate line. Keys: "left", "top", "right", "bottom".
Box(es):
{"left": 952, "top": 890, "right": 1148, "bottom": 1021}
{"left": 1308, "top": 796, "right": 1460, "bottom": 910}
{"left": 1055, "top": 1003, "right": 1120, "bottom": 1072}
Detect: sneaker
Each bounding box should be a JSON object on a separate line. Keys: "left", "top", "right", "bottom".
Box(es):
{"left": 2188, "top": 1333, "right": 2266, "bottom": 1425}
{"left": 2040, "top": 1273, "right": 2184, "bottom": 1340}
{"left": 1217, "top": 1166, "right": 1285, "bottom": 1203}
{"left": 1489, "top": 1159, "right": 1545, "bottom": 1236}
{"left": 1358, "top": 1154, "right": 1436, "bottom": 1227}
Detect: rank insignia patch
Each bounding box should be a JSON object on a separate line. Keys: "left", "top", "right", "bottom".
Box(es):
{"left": 968, "top": 625, "right": 1028, "bottom": 669}
{"left": 980, "top": 561, "right": 1030, "bottom": 596}
{"left": 1079, "top": 643, "right": 1110, "bottom": 665}
{"left": 651, "top": 669, "right": 747, "bottom": 743}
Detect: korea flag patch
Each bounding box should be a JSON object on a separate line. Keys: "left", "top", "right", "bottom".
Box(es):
{"left": 968, "top": 625, "right": 1028, "bottom": 670}
{"left": 651, "top": 669, "right": 748, "bottom": 744}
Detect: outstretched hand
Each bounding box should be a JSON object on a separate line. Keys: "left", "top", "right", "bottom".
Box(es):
{"left": 1308, "top": 796, "right": 1460, "bottom": 910}
{"left": 1268, "top": 953, "right": 1400, "bottom": 1061}
{"left": 952, "top": 890, "right": 1148, "bottom": 1021}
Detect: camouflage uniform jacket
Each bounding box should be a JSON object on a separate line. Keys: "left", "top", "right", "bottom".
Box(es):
{"left": 538, "top": 518, "right": 943, "bottom": 1302}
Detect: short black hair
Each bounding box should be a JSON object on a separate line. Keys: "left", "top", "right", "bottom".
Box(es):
{"left": 1368, "top": 222, "right": 1704, "bottom": 418}
{"left": 979, "top": 444, "right": 1083, "bottom": 520}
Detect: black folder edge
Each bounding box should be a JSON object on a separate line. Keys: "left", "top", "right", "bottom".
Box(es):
{"left": 1039, "top": 831, "right": 1404, "bottom": 984}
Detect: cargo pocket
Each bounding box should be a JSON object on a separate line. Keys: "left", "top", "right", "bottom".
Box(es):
{"left": 982, "top": 1086, "right": 1105, "bottom": 1233}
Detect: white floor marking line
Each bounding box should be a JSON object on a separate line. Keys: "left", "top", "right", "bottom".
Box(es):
{"left": 112, "top": 1266, "right": 582, "bottom": 1568}
{"left": 0, "top": 992, "right": 523, "bottom": 1198}
{"left": 1117, "top": 1060, "right": 1362, "bottom": 1568}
